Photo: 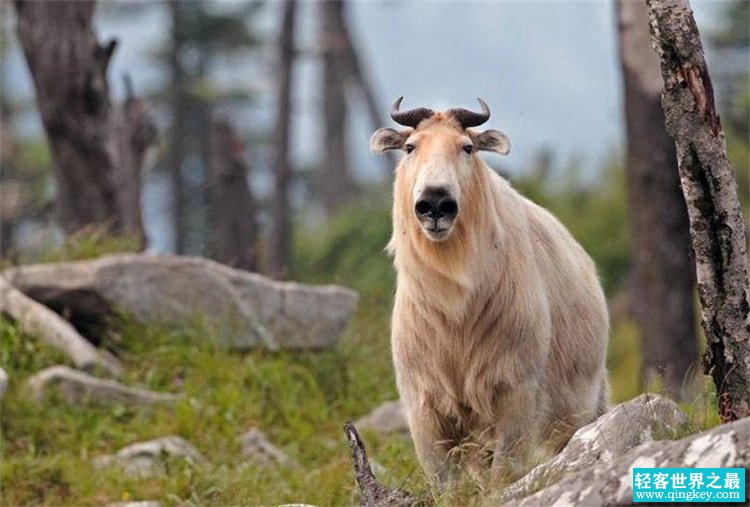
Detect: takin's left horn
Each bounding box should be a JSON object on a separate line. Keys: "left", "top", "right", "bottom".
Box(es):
{"left": 448, "top": 98, "right": 491, "bottom": 129}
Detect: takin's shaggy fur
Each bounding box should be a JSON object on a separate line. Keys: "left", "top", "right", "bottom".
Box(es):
{"left": 372, "top": 111, "right": 609, "bottom": 483}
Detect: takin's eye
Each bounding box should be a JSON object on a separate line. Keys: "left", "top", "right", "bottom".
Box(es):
{"left": 462, "top": 144, "right": 474, "bottom": 154}
{"left": 404, "top": 143, "right": 415, "bottom": 154}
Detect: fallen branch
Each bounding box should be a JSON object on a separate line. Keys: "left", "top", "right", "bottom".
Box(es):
{"left": 27, "top": 365, "right": 179, "bottom": 405}
{"left": 343, "top": 421, "right": 419, "bottom": 507}
{"left": 0, "top": 276, "right": 121, "bottom": 376}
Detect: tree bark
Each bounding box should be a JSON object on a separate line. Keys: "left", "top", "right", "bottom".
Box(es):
{"left": 14, "top": 0, "right": 123, "bottom": 235}
{"left": 269, "top": 0, "right": 297, "bottom": 280}
{"left": 319, "top": 0, "right": 355, "bottom": 214}
{"left": 616, "top": 0, "right": 697, "bottom": 401}
{"left": 647, "top": 0, "right": 750, "bottom": 421}
{"left": 169, "top": 0, "right": 188, "bottom": 254}
{"left": 211, "top": 118, "right": 257, "bottom": 271}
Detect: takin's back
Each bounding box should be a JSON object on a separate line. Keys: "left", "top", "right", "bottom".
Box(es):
{"left": 500, "top": 170, "right": 610, "bottom": 433}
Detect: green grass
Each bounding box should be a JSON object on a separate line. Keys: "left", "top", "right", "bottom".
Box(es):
{"left": 0, "top": 301, "right": 426, "bottom": 506}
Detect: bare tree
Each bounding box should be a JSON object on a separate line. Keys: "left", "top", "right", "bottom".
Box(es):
{"left": 335, "top": 6, "right": 396, "bottom": 171}
{"left": 616, "top": 0, "right": 697, "bottom": 400}
{"left": 648, "top": 0, "right": 750, "bottom": 421}
{"left": 319, "top": 0, "right": 356, "bottom": 214}
{"left": 169, "top": 0, "right": 188, "bottom": 254}
{"left": 211, "top": 118, "right": 257, "bottom": 271}
{"left": 14, "top": 1, "right": 124, "bottom": 237}
{"left": 269, "top": 0, "right": 297, "bottom": 279}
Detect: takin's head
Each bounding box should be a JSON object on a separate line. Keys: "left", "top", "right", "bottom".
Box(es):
{"left": 371, "top": 98, "right": 510, "bottom": 242}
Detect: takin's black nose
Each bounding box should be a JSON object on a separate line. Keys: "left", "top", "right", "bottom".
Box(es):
{"left": 415, "top": 187, "right": 458, "bottom": 220}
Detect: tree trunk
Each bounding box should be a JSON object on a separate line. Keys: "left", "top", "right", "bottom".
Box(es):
{"left": 269, "top": 0, "right": 297, "bottom": 280}
{"left": 647, "top": 0, "right": 750, "bottom": 421}
{"left": 169, "top": 0, "right": 188, "bottom": 254}
{"left": 336, "top": 9, "right": 396, "bottom": 171}
{"left": 211, "top": 118, "right": 257, "bottom": 271}
{"left": 14, "top": 0, "right": 123, "bottom": 235}
{"left": 111, "top": 75, "right": 157, "bottom": 247}
{"left": 319, "top": 0, "right": 355, "bottom": 214}
{"left": 616, "top": 0, "right": 698, "bottom": 401}
{"left": 196, "top": 12, "right": 214, "bottom": 258}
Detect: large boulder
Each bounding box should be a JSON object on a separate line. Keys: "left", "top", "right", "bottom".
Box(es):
{"left": 496, "top": 393, "right": 688, "bottom": 503}
{"left": 27, "top": 365, "right": 180, "bottom": 405}
{"left": 511, "top": 414, "right": 750, "bottom": 506}
{"left": 4, "top": 254, "right": 359, "bottom": 350}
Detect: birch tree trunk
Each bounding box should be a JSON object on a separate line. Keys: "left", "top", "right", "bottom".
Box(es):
{"left": 648, "top": 0, "right": 750, "bottom": 421}
{"left": 617, "top": 0, "right": 697, "bottom": 401}
{"left": 269, "top": 0, "right": 297, "bottom": 279}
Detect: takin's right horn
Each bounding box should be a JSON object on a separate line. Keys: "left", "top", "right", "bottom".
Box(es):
{"left": 390, "top": 97, "right": 435, "bottom": 128}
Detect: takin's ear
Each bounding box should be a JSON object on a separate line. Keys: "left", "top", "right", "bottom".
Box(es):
{"left": 470, "top": 129, "right": 511, "bottom": 155}
{"left": 370, "top": 128, "right": 411, "bottom": 154}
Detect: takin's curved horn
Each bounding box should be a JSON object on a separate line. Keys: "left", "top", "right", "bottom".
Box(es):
{"left": 448, "top": 98, "right": 491, "bottom": 129}
{"left": 390, "top": 97, "right": 435, "bottom": 128}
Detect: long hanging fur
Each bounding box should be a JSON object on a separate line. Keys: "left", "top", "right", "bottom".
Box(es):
{"left": 386, "top": 113, "right": 609, "bottom": 483}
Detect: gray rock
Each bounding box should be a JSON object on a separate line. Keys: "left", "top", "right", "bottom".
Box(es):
{"left": 496, "top": 393, "right": 688, "bottom": 503}
{"left": 0, "top": 366, "right": 8, "bottom": 400}
{"left": 239, "top": 427, "right": 295, "bottom": 467}
{"left": 94, "top": 436, "right": 204, "bottom": 478}
{"left": 356, "top": 400, "right": 408, "bottom": 434}
{"left": 0, "top": 275, "right": 121, "bottom": 376}
{"left": 5, "top": 253, "right": 358, "bottom": 350}
{"left": 511, "top": 414, "right": 750, "bottom": 506}
{"left": 26, "top": 365, "right": 180, "bottom": 405}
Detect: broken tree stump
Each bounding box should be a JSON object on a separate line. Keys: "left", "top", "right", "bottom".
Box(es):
{"left": 343, "top": 422, "right": 420, "bottom": 507}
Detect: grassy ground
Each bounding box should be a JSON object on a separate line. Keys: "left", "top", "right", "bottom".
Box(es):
{"left": 0, "top": 296, "right": 422, "bottom": 506}
{"left": 0, "top": 299, "right": 720, "bottom": 506}
{"left": 0, "top": 275, "right": 720, "bottom": 506}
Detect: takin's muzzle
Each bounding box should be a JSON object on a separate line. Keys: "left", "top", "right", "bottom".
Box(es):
{"left": 414, "top": 186, "right": 458, "bottom": 241}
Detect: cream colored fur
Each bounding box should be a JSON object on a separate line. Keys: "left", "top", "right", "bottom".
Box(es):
{"left": 380, "top": 114, "right": 609, "bottom": 484}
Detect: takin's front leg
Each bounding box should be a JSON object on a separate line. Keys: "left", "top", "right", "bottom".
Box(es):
{"left": 404, "top": 401, "right": 459, "bottom": 486}
{"left": 490, "top": 385, "right": 552, "bottom": 481}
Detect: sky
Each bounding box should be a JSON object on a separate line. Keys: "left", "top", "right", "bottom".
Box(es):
{"left": 0, "top": 0, "right": 723, "bottom": 251}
